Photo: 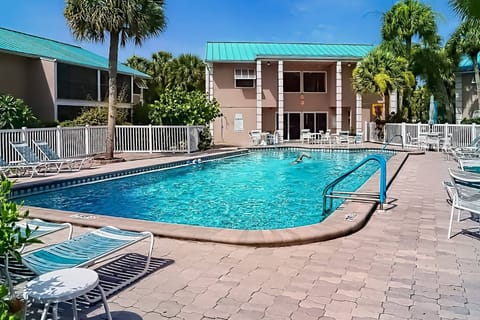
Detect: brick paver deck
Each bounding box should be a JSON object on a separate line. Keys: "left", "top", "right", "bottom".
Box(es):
{"left": 25, "top": 151, "right": 480, "bottom": 320}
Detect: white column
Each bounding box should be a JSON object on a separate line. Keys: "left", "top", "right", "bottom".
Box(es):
{"left": 278, "top": 60, "right": 284, "bottom": 142}
{"left": 206, "top": 63, "right": 214, "bottom": 101}
{"left": 356, "top": 94, "right": 362, "bottom": 133}
{"left": 256, "top": 60, "right": 262, "bottom": 131}
{"left": 336, "top": 61, "right": 342, "bottom": 132}
{"left": 455, "top": 74, "right": 463, "bottom": 124}
{"left": 390, "top": 90, "right": 398, "bottom": 114}
{"left": 97, "top": 70, "right": 101, "bottom": 102}
{"left": 205, "top": 64, "right": 210, "bottom": 99}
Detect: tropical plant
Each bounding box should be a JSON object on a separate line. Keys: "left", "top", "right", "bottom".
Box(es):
{"left": 149, "top": 89, "right": 221, "bottom": 126}
{"left": 59, "top": 107, "right": 129, "bottom": 127}
{"left": 449, "top": 0, "right": 480, "bottom": 21}
{"left": 446, "top": 20, "right": 480, "bottom": 118}
{"left": 352, "top": 47, "right": 415, "bottom": 112}
{"left": 0, "top": 178, "right": 39, "bottom": 319}
{"left": 126, "top": 51, "right": 206, "bottom": 104}
{"left": 64, "top": 0, "right": 166, "bottom": 159}
{"left": 382, "top": 0, "right": 440, "bottom": 60}
{"left": 0, "top": 94, "right": 37, "bottom": 129}
{"left": 169, "top": 54, "right": 205, "bottom": 92}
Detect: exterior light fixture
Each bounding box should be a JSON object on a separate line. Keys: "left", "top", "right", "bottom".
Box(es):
{"left": 300, "top": 93, "right": 305, "bottom": 106}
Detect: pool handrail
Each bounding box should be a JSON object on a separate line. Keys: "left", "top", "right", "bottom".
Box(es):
{"left": 322, "top": 154, "right": 387, "bottom": 215}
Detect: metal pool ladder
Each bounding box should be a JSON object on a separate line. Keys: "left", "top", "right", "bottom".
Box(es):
{"left": 322, "top": 154, "right": 387, "bottom": 215}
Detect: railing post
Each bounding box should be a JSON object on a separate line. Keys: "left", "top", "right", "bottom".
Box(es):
{"left": 56, "top": 126, "right": 62, "bottom": 157}
{"left": 85, "top": 125, "right": 90, "bottom": 155}
{"left": 472, "top": 123, "right": 476, "bottom": 143}
{"left": 364, "top": 121, "right": 368, "bottom": 142}
{"left": 187, "top": 125, "right": 191, "bottom": 154}
{"left": 417, "top": 122, "right": 421, "bottom": 138}
{"left": 21, "top": 127, "right": 27, "bottom": 142}
{"left": 148, "top": 124, "right": 153, "bottom": 154}
{"left": 444, "top": 123, "right": 448, "bottom": 140}
{"left": 401, "top": 122, "right": 406, "bottom": 147}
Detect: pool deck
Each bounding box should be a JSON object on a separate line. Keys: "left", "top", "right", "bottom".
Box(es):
{"left": 18, "top": 146, "right": 480, "bottom": 319}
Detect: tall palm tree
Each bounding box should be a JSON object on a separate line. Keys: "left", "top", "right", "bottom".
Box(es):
{"left": 64, "top": 0, "right": 166, "bottom": 159}
{"left": 382, "top": 0, "right": 439, "bottom": 60}
{"left": 446, "top": 20, "right": 480, "bottom": 118}
{"left": 353, "top": 47, "right": 415, "bottom": 115}
{"left": 449, "top": 0, "right": 480, "bottom": 21}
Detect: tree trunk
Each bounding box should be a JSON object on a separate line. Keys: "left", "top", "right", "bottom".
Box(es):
{"left": 105, "top": 32, "right": 120, "bottom": 160}
{"left": 471, "top": 53, "right": 480, "bottom": 118}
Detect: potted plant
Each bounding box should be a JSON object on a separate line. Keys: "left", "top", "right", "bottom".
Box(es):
{"left": 0, "top": 178, "right": 39, "bottom": 319}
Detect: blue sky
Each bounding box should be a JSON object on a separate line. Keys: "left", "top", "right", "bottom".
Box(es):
{"left": 0, "top": 0, "right": 460, "bottom": 63}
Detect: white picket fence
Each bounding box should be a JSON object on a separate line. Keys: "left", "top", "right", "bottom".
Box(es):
{"left": 0, "top": 125, "right": 204, "bottom": 163}
{"left": 367, "top": 122, "right": 480, "bottom": 148}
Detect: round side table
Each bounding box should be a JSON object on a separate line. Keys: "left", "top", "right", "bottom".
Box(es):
{"left": 24, "top": 268, "right": 112, "bottom": 320}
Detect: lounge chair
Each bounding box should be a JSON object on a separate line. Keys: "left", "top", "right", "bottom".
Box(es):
{"left": 0, "top": 156, "right": 49, "bottom": 178}
{"left": 10, "top": 142, "right": 62, "bottom": 176}
{"left": 21, "top": 226, "right": 154, "bottom": 297}
{"left": 17, "top": 218, "right": 72, "bottom": 242}
{"left": 444, "top": 169, "right": 480, "bottom": 239}
{"left": 33, "top": 140, "right": 92, "bottom": 171}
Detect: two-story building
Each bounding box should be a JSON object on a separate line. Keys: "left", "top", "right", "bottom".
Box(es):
{"left": 0, "top": 27, "right": 149, "bottom": 122}
{"left": 205, "top": 41, "right": 391, "bottom": 146}
{"left": 455, "top": 53, "right": 480, "bottom": 122}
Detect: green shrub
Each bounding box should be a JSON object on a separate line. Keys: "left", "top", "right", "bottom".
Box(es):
{"left": 132, "top": 103, "right": 150, "bottom": 125}
{"left": 198, "top": 127, "right": 212, "bottom": 151}
{"left": 59, "top": 107, "right": 129, "bottom": 127}
{"left": 0, "top": 94, "right": 37, "bottom": 129}
{"left": 149, "top": 89, "right": 221, "bottom": 126}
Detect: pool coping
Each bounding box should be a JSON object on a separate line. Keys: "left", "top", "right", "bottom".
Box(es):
{"left": 19, "top": 147, "right": 418, "bottom": 247}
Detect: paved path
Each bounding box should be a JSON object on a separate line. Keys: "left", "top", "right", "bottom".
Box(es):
{"left": 27, "top": 152, "right": 480, "bottom": 319}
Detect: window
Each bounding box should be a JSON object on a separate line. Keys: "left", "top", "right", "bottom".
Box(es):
{"left": 100, "top": 71, "right": 132, "bottom": 102}
{"left": 284, "top": 72, "right": 300, "bottom": 92}
{"left": 57, "top": 63, "right": 97, "bottom": 100}
{"left": 234, "top": 69, "right": 256, "bottom": 88}
{"left": 304, "top": 72, "right": 326, "bottom": 92}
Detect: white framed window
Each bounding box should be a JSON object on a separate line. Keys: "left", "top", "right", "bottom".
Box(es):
{"left": 304, "top": 72, "right": 326, "bottom": 92}
{"left": 283, "top": 71, "right": 327, "bottom": 93}
{"left": 234, "top": 68, "right": 256, "bottom": 88}
{"left": 284, "top": 71, "right": 301, "bottom": 92}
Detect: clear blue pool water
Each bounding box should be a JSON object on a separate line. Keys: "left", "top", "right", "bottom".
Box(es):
{"left": 20, "top": 149, "right": 393, "bottom": 230}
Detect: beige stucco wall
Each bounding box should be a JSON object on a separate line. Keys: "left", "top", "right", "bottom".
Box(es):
{"left": 0, "top": 53, "right": 56, "bottom": 122}
{"left": 211, "top": 60, "right": 378, "bottom": 145}
{"left": 27, "top": 59, "right": 55, "bottom": 121}
{"left": 0, "top": 53, "right": 30, "bottom": 99}
{"left": 461, "top": 72, "right": 479, "bottom": 118}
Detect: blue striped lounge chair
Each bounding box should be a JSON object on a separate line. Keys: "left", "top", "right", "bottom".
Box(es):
{"left": 33, "top": 140, "right": 93, "bottom": 171}
{"left": 10, "top": 142, "right": 62, "bottom": 176}
{"left": 21, "top": 226, "right": 154, "bottom": 297}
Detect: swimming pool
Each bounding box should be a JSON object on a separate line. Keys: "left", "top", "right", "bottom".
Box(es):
{"left": 19, "top": 149, "right": 394, "bottom": 230}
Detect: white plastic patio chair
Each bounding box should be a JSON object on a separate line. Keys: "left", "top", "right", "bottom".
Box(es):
{"left": 300, "top": 129, "right": 311, "bottom": 144}
{"left": 248, "top": 130, "right": 262, "bottom": 145}
{"left": 445, "top": 169, "right": 480, "bottom": 239}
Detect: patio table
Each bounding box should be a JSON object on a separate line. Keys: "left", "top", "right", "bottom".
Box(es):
{"left": 24, "top": 268, "right": 112, "bottom": 320}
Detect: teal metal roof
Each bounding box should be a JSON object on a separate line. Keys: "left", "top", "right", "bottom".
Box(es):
{"left": 206, "top": 42, "right": 375, "bottom": 62}
{"left": 458, "top": 53, "right": 480, "bottom": 72}
{"left": 0, "top": 27, "right": 148, "bottom": 77}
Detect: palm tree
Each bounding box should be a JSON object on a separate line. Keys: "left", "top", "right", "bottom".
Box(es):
{"left": 170, "top": 54, "right": 205, "bottom": 91}
{"left": 449, "top": 0, "right": 480, "bottom": 21}
{"left": 446, "top": 20, "right": 480, "bottom": 118}
{"left": 382, "top": 0, "right": 440, "bottom": 60}
{"left": 64, "top": 0, "right": 166, "bottom": 159}
{"left": 353, "top": 47, "right": 415, "bottom": 114}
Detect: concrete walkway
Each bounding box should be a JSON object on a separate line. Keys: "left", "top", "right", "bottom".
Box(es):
{"left": 27, "top": 151, "right": 480, "bottom": 320}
